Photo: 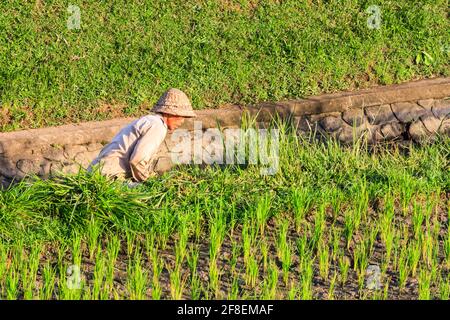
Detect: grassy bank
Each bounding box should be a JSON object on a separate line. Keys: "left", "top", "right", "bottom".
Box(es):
{"left": 1, "top": 0, "right": 449, "bottom": 131}
{"left": 0, "top": 123, "right": 449, "bottom": 299}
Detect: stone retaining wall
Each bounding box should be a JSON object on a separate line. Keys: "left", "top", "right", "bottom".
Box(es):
{"left": 1, "top": 78, "right": 449, "bottom": 188}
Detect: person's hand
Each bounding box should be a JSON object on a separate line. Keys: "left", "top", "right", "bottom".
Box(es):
{"left": 123, "top": 180, "right": 141, "bottom": 189}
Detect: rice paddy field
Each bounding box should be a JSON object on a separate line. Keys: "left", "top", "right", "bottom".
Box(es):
{"left": 0, "top": 122, "right": 449, "bottom": 300}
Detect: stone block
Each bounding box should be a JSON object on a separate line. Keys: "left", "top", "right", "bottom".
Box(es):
{"left": 337, "top": 123, "right": 368, "bottom": 144}
{"left": 309, "top": 111, "right": 341, "bottom": 123}
{"left": 417, "top": 99, "right": 435, "bottom": 110}
{"left": 409, "top": 120, "right": 430, "bottom": 142}
{"left": 74, "top": 150, "right": 101, "bottom": 168}
{"left": 342, "top": 108, "right": 366, "bottom": 127}
{"left": 154, "top": 157, "right": 174, "bottom": 174}
{"left": 365, "top": 104, "right": 396, "bottom": 125}
{"left": 371, "top": 126, "right": 385, "bottom": 142}
{"left": 42, "top": 146, "right": 65, "bottom": 162}
{"left": 16, "top": 159, "right": 40, "bottom": 175}
{"left": 49, "top": 162, "right": 64, "bottom": 176}
{"left": 39, "top": 160, "right": 52, "bottom": 178}
{"left": 63, "top": 144, "right": 88, "bottom": 159}
{"left": 294, "top": 116, "right": 316, "bottom": 132}
{"left": 0, "top": 157, "right": 16, "bottom": 179}
{"left": 380, "top": 122, "right": 404, "bottom": 140}
{"left": 62, "top": 163, "right": 82, "bottom": 174}
{"left": 431, "top": 99, "right": 450, "bottom": 119}
{"left": 319, "top": 116, "right": 343, "bottom": 132}
{"left": 438, "top": 119, "right": 450, "bottom": 135}
{"left": 420, "top": 115, "right": 441, "bottom": 134}
{"left": 391, "top": 102, "right": 427, "bottom": 123}
{"left": 86, "top": 142, "right": 104, "bottom": 152}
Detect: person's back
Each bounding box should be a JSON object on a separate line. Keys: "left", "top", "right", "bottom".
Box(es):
{"left": 88, "top": 113, "right": 167, "bottom": 181}
{"left": 88, "top": 88, "right": 196, "bottom": 183}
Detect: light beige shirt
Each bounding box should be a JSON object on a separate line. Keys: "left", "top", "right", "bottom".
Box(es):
{"left": 88, "top": 114, "right": 168, "bottom": 182}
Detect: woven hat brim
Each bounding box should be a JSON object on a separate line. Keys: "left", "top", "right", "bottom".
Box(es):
{"left": 165, "top": 110, "right": 197, "bottom": 118}
{"left": 152, "top": 106, "right": 196, "bottom": 118}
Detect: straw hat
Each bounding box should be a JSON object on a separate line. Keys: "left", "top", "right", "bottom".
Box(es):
{"left": 151, "top": 88, "right": 196, "bottom": 117}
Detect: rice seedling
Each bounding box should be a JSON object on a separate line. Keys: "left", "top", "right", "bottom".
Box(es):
{"left": 262, "top": 262, "right": 278, "bottom": 300}
{"left": 87, "top": 219, "right": 102, "bottom": 260}
{"left": 0, "top": 243, "right": 7, "bottom": 298}
{"left": 260, "top": 237, "right": 269, "bottom": 273}
{"left": 300, "top": 260, "right": 313, "bottom": 300}
{"left": 187, "top": 245, "right": 201, "bottom": 300}
{"left": 397, "top": 246, "right": 409, "bottom": 291}
{"left": 90, "top": 246, "right": 106, "bottom": 300}
{"left": 311, "top": 202, "right": 326, "bottom": 250}
{"left": 399, "top": 174, "right": 415, "bottom": 215}
{"left": 354, "top": 179, "right": 369, "bottom": 223}
{"left": 328, "top": 189, "right": 344, "bottom": 222}
{"left": 153, "top": 208, "right": 177, "bottom": 250}
{"left": 318, "top": 239, "right": 330, "bottom": 280}
{"left": 39, "top": 262, "right": 56, "bottom": 300}
{"left": 186, "top": 245, "right": 199, "bottom": 277}
{"left": 208, "top": 212, "right": 227, "bottom": 297}
{"left": 381, "top": 224, "right": 395, "bottom": 267}
{"left": 175, "top": 216, "right": 190, "bottom": 267}
{"left": 291, "top": 187, "right": 313, "bottom": 233}
{"left": 126, "top": 246, "right": 148, "bottom": 300}
{"left": 149, "top": 248, "right": 163, "bottom": 300}
{"left": 444, "top": 230, "right": 450, "bottom": 268}
{"left": 255, "top": 193, "right": 272, "bottom": 237}
{"left": 71, "top": 233, "right": 83, "bottom": 268}
{"left": 242, "top": 221, "right": 253, "bottom": 265}
{"left": 296, "top": 235, "right": 312, "bottom": 272}
{"left": 287, "top": 280, "right": 298, "bottom": 300}
{"left": 439, "top": 275, "right": 450, "bottom": 300}
{"left": 421, "top": 231, "right": 435, "bottom": 268}
{"left": 107, "top": 234, "right": 121, "bottom": 265}
{"left": 430, "top": 263, "right": 440, "bottom": 289}
{"left": 382, "top": 278, "right": 390, "bottom": 300}
{"left": 125, "top": 228, "right": 136, "bottom": 258}
{"left": 412, "top": 200, "right": 425, "bottom": 240}
{"left": 209, "top": 211, "right": 226, "bottom": 264}
{"left": 192, "top": 201, "right": 203, "bottom": 242}
{"left": 365, "top": 224, "right": 378, "bottom": 258}
{"left": 276, "top": 219, "right": 292, "bottom": 285}
{"left": 5, "top": 265, "right": 19, "bottom": 300}
{"left": 189, "top": 273, "right": 201, "bottom": 300}
{"left": 208, "top": 258, "right": 221, "bottom": 298}
{"left": 58, "top": 263, "right": 83, "bottom": 300}
{"left": 22, "top": 243, "right": 42, "bottom": 299}
{"left": 327, "top": 272, "right": 338, "bottom": 300}
{"left": 245, "top": 255, "right": 259, "bottom": 288}
{"left": 338, "top": 253, "right": 350, "bottom": 286}
{"left": 418, "top": 267, "right": 432, "bottom": 300}
{"left": 331, "top": 227, "right": 341, "bottom": 262}
{"left": 228, "top": 274, "right": 240, "bottom": 300}
{"left": 343, "top": 209, "right": 356, "bottom": 250}
{"left": 169, "top": 264, "right": 187, "bottom": 300}
{"left": 379, "top": 193, "right": 396, "bottom": 264}
{"left": 353, "top": 241, "right": 369, "bottom": 290}
{"left": 407, "top": 240, "right": 421, "bottom": 277}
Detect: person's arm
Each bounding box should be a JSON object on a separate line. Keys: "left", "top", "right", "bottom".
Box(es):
{"left": 129, "top": 119, "right": 167, "bottom": 182}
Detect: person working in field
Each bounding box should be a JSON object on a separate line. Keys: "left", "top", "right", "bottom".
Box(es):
{"left": 88, "top": 88, "right": 196, "bottom": 182}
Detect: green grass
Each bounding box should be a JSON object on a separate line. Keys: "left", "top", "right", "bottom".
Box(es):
{"left": 0, "top": 116, "right": 449, "bottom": 299}
{"left": 1, "top": 0, "right": 449, "bottom": 131}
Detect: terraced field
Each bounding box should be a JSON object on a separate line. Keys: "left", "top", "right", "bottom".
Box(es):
{"left": 1, "top": 125, "right": 448, "bottom": 299}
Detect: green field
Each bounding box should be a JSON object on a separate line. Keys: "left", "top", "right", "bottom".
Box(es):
{"left": 1, "top": 121, "right": 449, "bottom": 299}
{"left": 1, "top": 0, "right": 449, "bottom": 131}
